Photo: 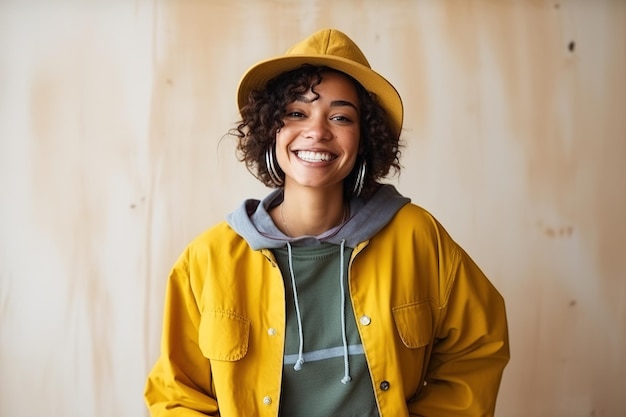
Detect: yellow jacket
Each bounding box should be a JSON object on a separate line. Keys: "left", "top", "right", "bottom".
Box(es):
{"left": 145, "top": 203, "right": 509, "bottom": 416}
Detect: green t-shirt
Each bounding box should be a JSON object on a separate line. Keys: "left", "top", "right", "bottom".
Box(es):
{"left": 273, "top": 243, "right": 379, "bottom": 417}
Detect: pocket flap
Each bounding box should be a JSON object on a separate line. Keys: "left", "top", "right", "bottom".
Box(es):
{"left": 392, "top": 301, "right": 432, "bottom": 349}
{"left": 198, "top": 310, "right": 250, "bottom": 361}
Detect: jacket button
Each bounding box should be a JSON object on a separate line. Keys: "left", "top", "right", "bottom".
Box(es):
{"left": 263, "top": 396, "right": 272, "bottom": 405}
{"left": 267, "top": 328, "right": 277, "bottom": 336}
{"left": 380, "top": 381, "right": 390, "bottom": 391}
{"left": 359, "top": 315, "right": 371, "bottom": 326}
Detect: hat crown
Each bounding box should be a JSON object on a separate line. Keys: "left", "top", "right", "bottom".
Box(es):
{"left": 285, "top": 29, "right": 371, "bottom": 69}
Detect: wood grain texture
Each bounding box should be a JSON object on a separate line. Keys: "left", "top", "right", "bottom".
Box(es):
{"left": 0, "top": 1, "right": 624, "bottom": 416}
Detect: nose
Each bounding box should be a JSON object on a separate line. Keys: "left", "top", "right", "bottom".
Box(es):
{"left": 303, "top": 115, "right": 332, "bottom": 141}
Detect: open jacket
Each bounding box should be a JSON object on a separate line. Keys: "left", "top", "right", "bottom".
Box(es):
{"left": 144, "top": 201, "right": 510, "bottom": 416}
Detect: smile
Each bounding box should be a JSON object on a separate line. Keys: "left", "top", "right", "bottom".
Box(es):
{"left": 295, "top": 150, "right": 336, "bottom": 162}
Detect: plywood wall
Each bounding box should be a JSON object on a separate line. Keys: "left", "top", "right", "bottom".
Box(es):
{"left": 1, "top": 1, "right": 625, "bottom": 416}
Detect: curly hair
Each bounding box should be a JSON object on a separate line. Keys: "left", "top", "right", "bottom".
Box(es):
{"left": 231, "top": 65, "right": 402, "bottom": 199}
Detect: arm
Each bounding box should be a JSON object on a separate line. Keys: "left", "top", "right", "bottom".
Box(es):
{"left": 144, "top": 249, "right": 219, "bottom": 416}
{"left": 409, "top": 244, "right": 510, "bottom": 416}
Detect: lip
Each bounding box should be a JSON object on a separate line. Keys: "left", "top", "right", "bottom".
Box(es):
{"left": 292, "top": 149, "right": 338, "bottom": 163}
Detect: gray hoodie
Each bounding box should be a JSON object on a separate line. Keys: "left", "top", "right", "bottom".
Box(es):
{"left": 226, "top": 183, "right": 410, "bottom": 249}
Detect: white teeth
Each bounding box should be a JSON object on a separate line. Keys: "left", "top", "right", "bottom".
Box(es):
{"left": 296, "top": 150, "right": 334, "bottom": 162}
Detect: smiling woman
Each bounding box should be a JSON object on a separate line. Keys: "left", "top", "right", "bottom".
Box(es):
{"left": 272, "top": 71, "right": 361, "bottom": 236}
{"left": 237, "top": 63, "right": 401, "bottom": 200}
{"left": 144, "top": 28, "right": 510, "bottom": 417}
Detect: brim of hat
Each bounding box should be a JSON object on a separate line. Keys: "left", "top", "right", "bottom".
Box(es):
{"left": 236, "top": 54, "right": 403, "bottom": 139}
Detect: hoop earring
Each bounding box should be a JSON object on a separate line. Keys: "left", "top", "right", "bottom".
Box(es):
{"left": 265, "top": 147, "right": 284, "bottom": 186}
{"left": 352, "top": 161, "right": 366, "bottom": 197}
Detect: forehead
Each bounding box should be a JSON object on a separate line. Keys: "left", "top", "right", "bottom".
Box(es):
{"left": 299, "top": 70, "right": 360, "bottom": 102}
{"left": 317, "top": 70, "right": 358, "bottom": 90}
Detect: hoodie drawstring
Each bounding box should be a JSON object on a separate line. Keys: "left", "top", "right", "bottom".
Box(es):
{"left": 286, "top": 240, "right": 352, "bottom": 384}
{"left": 339, "top": 239, "right": 352, "bottom": 384}
{"left": 286, "top": 242, "right": 305, "bottom": 371}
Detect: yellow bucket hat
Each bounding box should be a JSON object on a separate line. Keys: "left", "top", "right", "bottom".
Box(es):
{"left": 236, "top": 28, "right": 404, "bottom": 139}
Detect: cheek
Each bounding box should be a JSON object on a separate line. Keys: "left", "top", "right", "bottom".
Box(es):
{"left": 274, "top": 134, "right": 291, "bottom": 166}
{"left": 275, "top": 127, "right": 293, "bottom": 145}
{"left": 276, "top": 133, "right": 290, "bottom": 149}
{"left": 348, "top": 132, "right": 361, "bottom": 156}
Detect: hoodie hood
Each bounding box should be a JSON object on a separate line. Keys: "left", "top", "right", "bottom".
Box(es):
{"left": 226, "top": 184, "right": 410, "bottom": 250}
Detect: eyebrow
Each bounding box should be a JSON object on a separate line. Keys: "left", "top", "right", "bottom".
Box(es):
{"left": 330, "top": 100, "right": 358, "bottom": 111}
{"left": 295, "top": 96, "right": 358, "bottom": 111}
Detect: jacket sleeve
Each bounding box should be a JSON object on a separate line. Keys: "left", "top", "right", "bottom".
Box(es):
{"left": 144, "top": 248, "right": 219, "bottom": 416}
{"left": 408, "top": 235, "right": 510, "bottom": 416}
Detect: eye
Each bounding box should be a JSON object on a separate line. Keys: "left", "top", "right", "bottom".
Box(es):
{"left": 330, "top": 114, "right": 353, "bottom": 123}
{"left": 283, "top": 106, "right": 307, "bottom": 119}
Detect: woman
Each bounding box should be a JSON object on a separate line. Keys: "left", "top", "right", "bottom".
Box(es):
{"left": 145, "top": 28, "right": 509, "bottom": 417}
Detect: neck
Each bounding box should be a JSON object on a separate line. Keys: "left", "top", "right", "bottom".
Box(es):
{"left": 275, "top": 187, "right": 347, "bottom": 237}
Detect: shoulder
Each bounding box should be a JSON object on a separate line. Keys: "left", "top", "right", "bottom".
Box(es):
{"left": 378, "top": 203, "right": 463, "bottom": 261}
{"left": 392, "top": 203, "right": 450, "bottom": 239}
{"left": 178, "top": 221, "right": 248, "bottom": 261}
{"left": 395, "top": 203, "right": 436, "bottom": 223}
{"left": 189, "top": 220, "right": 244, "bottom": 247}
{"left": 194, "top": 220, "right": 239, "bottom": 241}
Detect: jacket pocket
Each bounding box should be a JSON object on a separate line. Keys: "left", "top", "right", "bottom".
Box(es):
{"left": 198, "top": 309, "right": 250, "bottom": 361}
{"left": 392, "top": 301, "right": 433, "bottom": 349}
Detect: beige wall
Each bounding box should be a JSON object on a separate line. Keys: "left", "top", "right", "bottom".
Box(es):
{"left": 1, "top": 0, "right": 625, "bottom": 416}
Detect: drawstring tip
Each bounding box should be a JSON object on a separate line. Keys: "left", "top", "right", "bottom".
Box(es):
{"left": 294, "top": 358, "right": 304, "bottom": 371}
{"left": 341, "top": 376, "right": 352, "bottom": 384}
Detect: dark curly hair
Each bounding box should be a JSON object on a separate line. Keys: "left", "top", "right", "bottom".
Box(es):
{"left": 231, "top": 64, "right": 402, "bottom": 199}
